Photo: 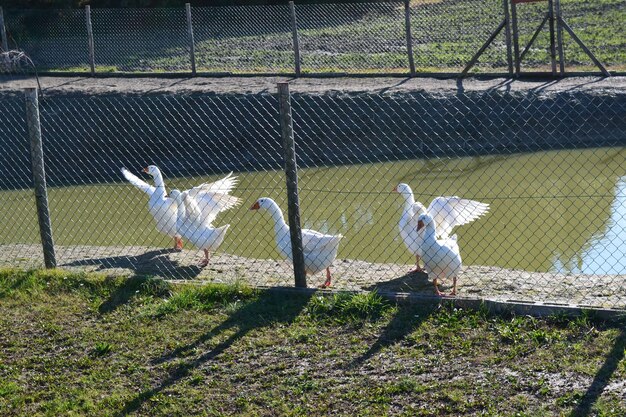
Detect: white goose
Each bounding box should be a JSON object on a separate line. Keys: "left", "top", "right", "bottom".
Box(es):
{"left": 417, "top": 213, "right": 462, "bottom": 296}
{"left": 169, "top": 189, "right": 230, "bottom": 267}
{"left": 393, "top": 183, "right": 489, "bottom": 272}
{"left": 121, "top": 166, "right": 240, "bottom": 250}
{"left": 250, "top": 197, "right": 343, "bottom": 288}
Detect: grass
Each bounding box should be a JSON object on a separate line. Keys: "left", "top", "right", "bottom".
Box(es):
{"left": 1, "top": 268, "right": 625, "bottom": 416}
{"left": 9, "top": 0, "right": 625, "bottom": 74}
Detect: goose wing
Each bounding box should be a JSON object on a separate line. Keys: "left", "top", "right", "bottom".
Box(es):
{"left": 302, "top": 229, "right": 343, "bottom": 252}
{"left": 409, "top": 201, "right": 427, "bottom": 223}
{"left": 191, "top": 172, "right": 238, "bottom": 195}
{"left": 121, "top": 168, "right": 155, "bottom": 195}
{"left": 186, "top": 173, "right": 241, "bottom": 224}
{"left": 427, "top": 196, "right": 490, "bottom": 238}
{"left": 181, "top": 192, "right": 207, "bottom": 227}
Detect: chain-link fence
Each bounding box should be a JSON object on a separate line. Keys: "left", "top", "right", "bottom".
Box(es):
{"left": 1, "top": 79, "right": 625, "bottom": 309}
{"left": 1, "top": 0, "right": 624, "bottom": 76}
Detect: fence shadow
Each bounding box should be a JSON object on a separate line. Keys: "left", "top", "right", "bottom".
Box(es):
{"left": 63, "top": 248, "right": 204, "bottom": 280}
{"left": 114, "top": 290, "right": 313, "bottom": 417}
{"left": 365, "top": 271, "right": 434, "bottom": 294}
{"left": 97, "top": 275, "right": 171, "bottom": 315}
{"left": 346, "top": 302, "right": 437, "bottom": 368}
{"left": 569, "top": 325, "right": 626, "bottom": 417}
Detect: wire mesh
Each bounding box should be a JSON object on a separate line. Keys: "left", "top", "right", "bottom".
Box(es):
{"left": 0, "top": 96, "right": 42, "bottom": 270}
{"left": 1, "top": 81, "right": 625, "bottom": 308}
{"left": 1, "top": 1, "right": 624, "bottom": 76}
{"left": 410, "top": 0, "right": 506, "bottom": 73}
{"left": 28, "top": 93, "right": 294, "bottom": 284}
{"left": 560, "top": 0, "right": 626, "bottom": 73}
{"left": 3, "top": 9, "right": 89, "bottom": 72}
{"left": 296, "top": 2, "right": 407, "bottom": 74}
{"left": 192, "top": 5, "right": 294, "bottom": 74}
{"left": 289, "top": 88, "right": 626, "bottom": 305}
{"left": 91, "top": 8, "right": 189, "bottom": 73}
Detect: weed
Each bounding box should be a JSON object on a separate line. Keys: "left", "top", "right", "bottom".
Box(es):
{"left": 0, "top": 381, "right": 20, "bottom": 398}
{"left": 556, "top": 391, "right": 584, "bottom": 407}
{"left": 151, "top": 282, "right": 257, "bottom": 317}
{"left": 91, "top": 342, "right": 113, "bottom": 357}
{"left": 305, "top": 291, "right": 392, "bottom": 324}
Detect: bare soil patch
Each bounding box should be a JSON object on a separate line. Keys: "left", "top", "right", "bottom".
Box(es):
{"left": 2, "top": 74, "right": 626, "bottom": 97}
{"left": 2, "top": 243, "right": 624, "bottom": 309}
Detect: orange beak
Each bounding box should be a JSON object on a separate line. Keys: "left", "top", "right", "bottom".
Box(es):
{"left": 142, "top": 167, "right": 149, "bottom": 173}
{"left": 250, "top": 201, "right": 260, "bottom": 210}
{"left": 392, "top": 185, "right": 398, "bottom": 192}
{"left": 417, "top": 220, "right": 424, "bottom": 231}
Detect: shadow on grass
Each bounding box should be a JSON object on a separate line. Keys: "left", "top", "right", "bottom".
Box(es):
{"left": 114, "top": 290, "right": 313, "bottom": 417}
{"left": 63, "top": 249, "right": 204, "bottom": 280}
{"left": 364, "top": 271, "right": 433, "bottom": 294}
{"left": 569, "top": 325, "right": 626, "bottom": 417}
{"left": 98, "top": 275, "right": 171, "bottom": 315}
{"left": 346, "top": 301, "right": 437, "bottom": 368}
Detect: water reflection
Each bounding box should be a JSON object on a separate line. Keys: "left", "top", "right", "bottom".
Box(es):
{"left": 554, "top": 177, "right": 626, "bottom": 275}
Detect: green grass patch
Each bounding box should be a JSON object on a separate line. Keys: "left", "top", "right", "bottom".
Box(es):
{"left": 1, "top": 269, "right": 625, "bottom": 416}
{"left": 150, "top": 282, "right": 257, "bottom": 317}
{"left": 304, "top": 291, "right": 392, "bottom": 324}
{"left": 11, "top": 0, "right": 625, "bottom": 74}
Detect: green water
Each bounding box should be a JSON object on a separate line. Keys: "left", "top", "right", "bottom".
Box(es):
{"left": 2, "top": 147, "right": 626, "bottom": 274}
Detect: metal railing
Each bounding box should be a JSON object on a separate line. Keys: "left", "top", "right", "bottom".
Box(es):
{"left": 0, "top": 0, "right": 624, "bottom": 77}
{"left": 1, "top": 81, "right": 625, "bottom": 309}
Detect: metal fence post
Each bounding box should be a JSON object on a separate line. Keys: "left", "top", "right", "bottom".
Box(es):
{"left": 554, "top": 0, "right": 565, "bottom": 76}
{"left": 277, "top": 82, "right": 306, "bottom": 288}
{"left": 547, "top": 0, "right": 557, "bottom": 77}
{"left": 185, "top": 3, "right": 196, "bottom": 75}
{"left": 24, "top": 88, "right": 56, "bottom": 269}
{"left": 503, "top": 0, "right": 513, "bottom": 76}
{"left": 289, "top": 1, "right": 301, "bottom": 76}
{"left": 404, "top": 0, "right": 416, "bottom": 77}
{"left": 511, "top": 0, "right": 521, "bottom": 76}
{"left": 0, "top": 7, "right": 8, "bottom": 52}
{"left": 85, "top": 5, "right": 95, "bottom": 76}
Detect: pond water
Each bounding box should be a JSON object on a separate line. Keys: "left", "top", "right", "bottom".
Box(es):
{"left": 290, "top": 147, "right": 626, "bottom": 275}
{"left": 1, "top": 147, "right": 625, "bottom": 275}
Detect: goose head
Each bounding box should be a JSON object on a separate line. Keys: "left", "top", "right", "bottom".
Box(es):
{"left": 142, "top": 165, "right": 160, "bottom": 177}
{"left": 416, "top": 213, "right": 434, "bottom": 232}
{"left": 393, "top": 183, "right": 413, "bottom": 197}
{"left": 250, "top": 198, "right": 286, "bottom": 226}
{"left": 250, "top": 197, "right": 278, "bottom": 212}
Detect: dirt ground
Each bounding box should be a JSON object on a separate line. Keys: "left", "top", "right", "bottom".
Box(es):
{"left": 2, "top": 243, "right": 625, "bottom": 310}
{"left": 1, "top": 74, "right": 626, "bottom": 97}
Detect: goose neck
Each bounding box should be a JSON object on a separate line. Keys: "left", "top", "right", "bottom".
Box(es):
{"left": 403, "top": 192, "right": 416, "bottom": 211}
{"left": 153, "top": 170, "right": 167, "bottom": 196}
{"left": 421, "top": 223, "right": 437, "bottom": 241}
{"left": 267, "top": 204, "right": 289, "bottom": 233}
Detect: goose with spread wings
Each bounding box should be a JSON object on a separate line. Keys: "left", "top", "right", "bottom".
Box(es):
{"left": 121, "top": 165, "right": 240, "bottom": 249}
{"left": 393, "top": 183, "right": 489, "bottom": 273}
{"left": 169, "top": 189, "right": 231, "bottom": 267}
